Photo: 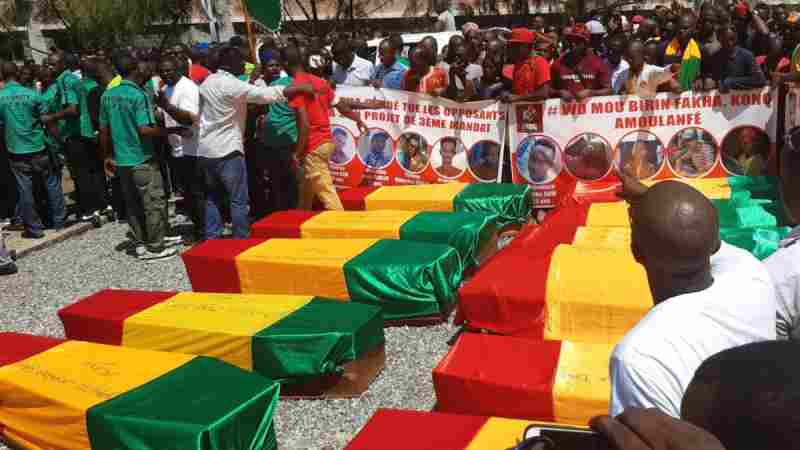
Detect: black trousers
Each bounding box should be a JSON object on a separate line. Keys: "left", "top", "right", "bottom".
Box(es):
{"left": 65, "top": 137, "right": 108, "bottom": 215}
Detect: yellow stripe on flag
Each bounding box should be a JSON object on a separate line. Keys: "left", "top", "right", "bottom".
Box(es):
{"left": 122, "top": 293, "right": 313, "bottom": 370}
{"left": 553, "top": 341, "right": 614, "bottom": 425}
{"left": 544, "top": 245, "right": 651, "bottom": 343}
{"left": 300, "top": 210, "right": 419, "bottom": 239}
{"left": 572, "top": 227, "right": 631, "bottom": 249}
{"left": 235, "top": 239, "right": 379, "bottom": 299}
{"left": 364, "top": 183, "right": 467, "bottom": 211}
{"left": 643, "top": 178, "right": 731, "bottom": 199}
{"left": 584, "top": 203, "right": 630, "bottom": 227}
{"left": 0, "top": 341, "right": 193, "bottom": 450}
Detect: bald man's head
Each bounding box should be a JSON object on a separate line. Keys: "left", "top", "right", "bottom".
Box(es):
{"left": 630, "top": 181, "right": 719, "bottom": 277}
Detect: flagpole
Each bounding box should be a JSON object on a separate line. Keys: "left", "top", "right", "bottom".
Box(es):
{"left": 241, "top": 0, "right": 258, "bottom": 64}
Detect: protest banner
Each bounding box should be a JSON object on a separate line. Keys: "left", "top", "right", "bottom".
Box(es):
{"left": 509, "top": 88, "right": 777, "bottom": 207}
{"left": 330, "top": 86, "right": 508, "bottom": 187}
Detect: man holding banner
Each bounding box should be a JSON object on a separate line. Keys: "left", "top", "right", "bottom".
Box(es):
{"left": 501, "top": 28, "right": 551, "bottom": 103}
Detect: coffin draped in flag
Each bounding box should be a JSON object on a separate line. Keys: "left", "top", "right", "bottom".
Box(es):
{"left": 339, "top": 183, "right": 532, "bottom": 226}
{"left": 58, "top": 290, "right": 385, "bottom": 393}
{"left": 182, "top": 238, "right": 463, "bottom": 321}
{"left": 0, "top": 332, "right": 280, "bottom": 450}
{"left": 251, "top": 210, "right": 500, "bottom": 269}
{"left": 433, "top": 333, "right": 613, "bottom": 426}
{"left": 346, "top": 409, "right": 589, "bottom": 450}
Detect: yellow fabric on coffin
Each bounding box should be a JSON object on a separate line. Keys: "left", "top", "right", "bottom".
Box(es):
{"left": 552, "top": 341, "right": 614, "bottom": 425}
{"left": 299, "top": 210, "right": 419, "bottom": 239}
{"left": 0, "top": 341, "right": 193, "bottom": 450}
{"left": 122, "top": 293, "right": 313, "bottom": 371}
{"left": 571, "top": 227, "right": 631, "bottom": 249}
{"left": 584, "top": 203, "right": 630, "bottom": 227}
{"left": 364, "top": 183, "right": 467, "bottom": 211}
{"left": 643, "top": 178, "right": 731, "bottom": 199}
{"left": 544, "top": 245, "right": 651, "bottom": 343}
{"left": 235, "top": 239, "right": 379, "bottom": 299}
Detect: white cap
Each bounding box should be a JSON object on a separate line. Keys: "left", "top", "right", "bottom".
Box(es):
{"left": 586, "top": 19, "right": 606, "bottom": 35}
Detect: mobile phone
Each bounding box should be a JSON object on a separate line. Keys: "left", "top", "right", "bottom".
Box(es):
{"left": 523, "top": 425, "right": 612, "bottom": 450}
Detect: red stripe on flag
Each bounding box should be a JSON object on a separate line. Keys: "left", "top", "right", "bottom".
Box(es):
{"left": 0, "top": 333, "right": 64, "bottom": 367}
{"left": 339, "top": 187, "right": 379, "bottom": 211}
{"left": 181, "top": 239, "right": 264, "bottom": 293}
{"left": 345, "top": 409, "right": 488, "bottom": 450}
{"left": 433, "top": 333, "right": 562, "bottom": 422}
{"left": 58, "top": 289, "right": 175, "bottom": 345}
{"left": 251, "top": 210, "right": 320, "bottom": 239}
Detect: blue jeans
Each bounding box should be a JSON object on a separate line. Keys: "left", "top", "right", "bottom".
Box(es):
{"left": 201, "top": 152, "right": 250, "bottom": 239}
{"left": 9, "top": 150, "right": 66, "bottom": 233}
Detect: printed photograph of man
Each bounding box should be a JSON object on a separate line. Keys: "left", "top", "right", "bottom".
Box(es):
{"left": 432, "top": 137, "right": 466, "bottom": 178}
{"left": 615, "top": 131, "right": 664, "bottom": 180}
{"left": 397, "top": 132, "right": 430, "bottom": 173}
{"left": 668, "top": 128, "right": 718, "bottom": 178}
{"left": 721, "top": 126, "right": 770, "bottom": 176}
{"left": 564, "top": 133, "right": 613, "bottom": 181}
{"left": 330, "top": 126, "right": 356, "bottom": 165}
{"left": 468, "top": 140, "right": 501, "bottom": 181}
{"left": 358, "top": 129, "right": 393, "bottom": 169}
{"left": 517, "top": 136, "right": 562, "bottom": 184}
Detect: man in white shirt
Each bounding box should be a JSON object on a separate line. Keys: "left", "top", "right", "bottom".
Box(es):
{"left": 606, "top": 34, "right": 630, "bottom": 95}
{"left": 197, "top": 46, "right": 313, "bottom": 240}
{"left": 618, "top": 40, "right": 680, "bottom": 97}
{"left": 610, "top": 177, "right": 776, "bottom": 418}
{"left": 156, "top": 58, "right": 202, "bottom": 242}
{"left": 330, "top": 38, "right": 374, "bottom": 87}
{"left": 764, "top": 142, "right": 800, "bottom": 340}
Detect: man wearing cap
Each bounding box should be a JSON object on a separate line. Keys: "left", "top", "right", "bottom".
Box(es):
{"left": 551, "top": 23, "right": 612, "bottom": 102}
{"left": 501, "top": 28, "right": 551, "bottom": 103}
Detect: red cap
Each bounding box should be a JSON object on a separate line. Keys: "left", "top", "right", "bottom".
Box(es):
{"left": 632, "top": 15, "right": 644, "bottom": 24}
{"left": 734, "top": 1, "right": 750, "bottom": 18}
{"left": 508, "top": 28, "right": 536, "bottom": 44}
{"left": 565, "top": 23, "right": 590, "bottom": 42}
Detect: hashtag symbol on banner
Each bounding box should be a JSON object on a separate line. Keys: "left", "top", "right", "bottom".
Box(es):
{"left": 547, "top": 106, "right": 558, "bottom": 116}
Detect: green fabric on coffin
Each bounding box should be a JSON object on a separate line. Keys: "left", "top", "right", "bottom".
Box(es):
{"left": 87, "top": 357, "right": 280, "bottom": 450}
{"left": 399, "top": 211, "right": 499, "bottom": 269}
{"left": 343, "top": 240, "right": 463, "bottom": 320}
{"left": 713, "top": 198, "right": 780, "bottom": 228}
{"left": 453, "top": 183, "right": 532, "bottom": 227}
{"left": 252, "top": 299, "right": 385, "bottom": 384}
{"left": 727, "top": 176, "right": 779, "bottom": 201}
{"left": 720, "top": 226, "right": 791, "bottom": 260}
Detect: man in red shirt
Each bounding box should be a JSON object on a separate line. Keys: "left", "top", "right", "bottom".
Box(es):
{"left": 501, "top": 28, "right": 551, "bottom": 103}
{"left": 551, "top": 23, "right": 612, "bottom": 102}
{"left": 284, "top": 46, "right": 367, "bottom": 210}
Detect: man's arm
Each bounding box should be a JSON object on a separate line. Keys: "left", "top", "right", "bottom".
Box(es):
{"left": 157, "top": 91, "right": 198, "bottom": 126}
{"left": 335, "top": 101, "right": 368, "bottom": 134}
{"left": 293, "top": 106, "right": 309, "bottom": 158}
{"left": 503, "top": 82, "right": 551, "bottom": 102}
{"left": 240, "top": 79, "right": 315, "bottom": 105}
{"left": 721, "top": 52, "right": 767, "bottom": 91}
{"left": 42, "top": 79, "right": 79, "bottom": 124}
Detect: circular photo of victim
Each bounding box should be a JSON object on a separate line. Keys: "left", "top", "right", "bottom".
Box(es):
{"left": 667, "top": 127, "right": 719, "bottom": 178}
{"left": 564, "top": 133, "right": 613, "bottom": 181}
{"left": 468, "top": 140, "right": 502, "bottom": 181}
{"left": 330, "top": 126, "right": 356, "bottom": 166}
{"left": 516, "top": 135, "right": 562, "bottom": 184}
{"left": 614, "top": 131, "right": 665, "bottom": 180}
{"left": 357, "top": 129, "right": 394, "bottom": 169}
{"left": 721, "top": 126, "right": 770, "bottom": 176}
{"left": 397, "top": 132, "right": 430, "bottom": 173}
{"left": 430, "top": 137, "right": 467, "bottom": 179}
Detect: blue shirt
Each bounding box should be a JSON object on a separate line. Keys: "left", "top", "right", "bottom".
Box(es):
{"left": 371, "top": 62, "right": 407, "bottom": 90}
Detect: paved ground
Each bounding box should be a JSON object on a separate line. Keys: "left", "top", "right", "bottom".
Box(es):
{"left": 0, "top": 221, "right": 457, "bottom": 450}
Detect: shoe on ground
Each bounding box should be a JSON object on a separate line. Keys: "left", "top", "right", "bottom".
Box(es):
{"left": 21, "top": 229, "right": 44, "bottom": 239}
{"left": 138, "top": 247, "right": 178, "bottom": 261}
{"left": 0, "top": 262, "right": 17, "bottom": 276}
{"left": 163, "top": 235, "right": 183, "bottom": 246}
{"left": 80, "top": 214, "right": 95, "bottom": 222}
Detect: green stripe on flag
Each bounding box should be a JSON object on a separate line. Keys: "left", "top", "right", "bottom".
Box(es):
{"left": 453, "top": 183, "right": 532, "bottom": 227}
{"left": 713, "top": 198, "right": 781, "bottom": 228}
{"left": 399, "top": 211, "right": 499, "bottom": 268}
{"left": 251, "top": 299, "right": 384, "bottom": 384}
{"left": 87, "top": 357, "right": 280, "bottom": 450}
{"left": 727, "top": 175, "right": 779, "bottom": 201}
{"left": 343, "top": 240, "right": 463, "bottom": 320}
{"left": 677, "top": 39, "right": 702, "bottom": 90}
{"left": 721, "top": 226, "right": 791, "bottom": 260}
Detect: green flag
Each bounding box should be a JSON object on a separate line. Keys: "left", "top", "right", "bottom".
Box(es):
{"left": 243, "top": 0, "right": 283, "bottom": 31}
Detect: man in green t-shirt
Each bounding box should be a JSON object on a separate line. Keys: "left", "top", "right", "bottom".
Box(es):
{"left": 42, "top": 51, "right": 100, "bottom": 222}
{"left": 99, "top": 52, "right": 185, "bottom": 261}
{"left": 74, "top": 59, "right": 110, "bottom": 221}
{"left": 0, "top": 62, "right": 66, "bottom": 238}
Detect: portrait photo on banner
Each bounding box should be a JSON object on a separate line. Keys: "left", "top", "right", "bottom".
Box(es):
{"left": 397, "top": 132, "right": 431, "bottom": 174}
{"left": 358, "top": 128, "right": 394, "bottom": 169}
{"left": 468, "top": 140, "right": 502, "bottom": 182}
{"left": 564, "top": 132, "right": 613, "bottom": 181}
{"left": 667, "top": 127, "right": 719, "bottom": 178}
{"left": 516, "top": 135, "right": 563, "bottom": 184}
{"left": 331, "top": 126, "right": 357, "bottom": 166}
{"left": 430, "top": 137, "right": 467, "bottom": 179}
{"left": 614, "top": 130, "right": 665, "bottom": 180}
{"left": 720, "top": 125, "right": 770, "bottom": 177}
